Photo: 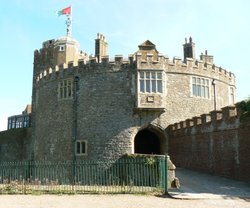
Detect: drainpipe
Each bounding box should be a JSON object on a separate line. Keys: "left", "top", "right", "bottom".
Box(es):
{"left": 73, "top": 76, "right": 79, "bottom": 184}
{"left": 164, "top": 155, "right": 169, "bottom": 194}
{"left": 212, "top": 79, "right": 217, "bottom": 110}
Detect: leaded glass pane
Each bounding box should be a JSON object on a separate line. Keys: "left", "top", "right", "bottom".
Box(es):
{"left": 157, "top": 80, "right": 162, "bottom": 93}
{"left": 152, "top": 80, "right": 156, "bottom": 92}
{"left": 201, "top": 86, "right": 205, "bottom": 97}
{"left": 151, "top": 72, "right": 156, "bottom": 79}
{"left": 140, "top": 80, "right": 144, "bottom": 92}
{"left": 197, "top": 85, "right": 201, "bottom": 96}
{"left": 140, "top": 72, "right": 144, "bottom": 78}
{"left": 146, "top": 80, "right": 150, "bottom": 92}
{"left": 157, "top": 72, "right": 162, "bottom": 79}
{"left": 193, "top": 84, "right": 196, "bottom": 96}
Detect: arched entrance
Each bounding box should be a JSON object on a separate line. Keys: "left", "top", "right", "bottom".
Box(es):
{"left": 134, "top": 129, "right": 162, "bottom": 155}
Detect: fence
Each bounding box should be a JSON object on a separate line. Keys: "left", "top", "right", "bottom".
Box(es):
{"left": 0, "top": 156, "right": 168, "bottom": 194}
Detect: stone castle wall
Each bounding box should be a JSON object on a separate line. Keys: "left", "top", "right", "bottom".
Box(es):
{"left": 0, "top": 128, "right": 32, "bottom": 161}
{"left": 168, "top": 106, "right": 250, "bottom": 182}
{"left": 33, "top": 62, "right": 137, "bottom": 161}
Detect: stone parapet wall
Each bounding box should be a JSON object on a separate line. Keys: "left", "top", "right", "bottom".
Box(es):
{"left": 168, "top": 106, "right": 250, "bottom": 182}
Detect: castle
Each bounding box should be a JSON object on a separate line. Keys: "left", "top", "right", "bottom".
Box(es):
{"left": 28, "top": 33, "right": 236, "bottom": 162}
{"left": 0, "top": 32, "right": 236, "bottom": 164}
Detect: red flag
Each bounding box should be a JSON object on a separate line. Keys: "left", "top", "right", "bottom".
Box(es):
{"left": 57, "top": 6, "right": 71, "bottom": 16}
{"left": 61, "top": 6, "right": 71, "bottom": 15}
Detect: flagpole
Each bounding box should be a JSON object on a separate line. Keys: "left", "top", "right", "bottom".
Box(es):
{"left": 66, "top": 6, "right": 72, "bottom": 37}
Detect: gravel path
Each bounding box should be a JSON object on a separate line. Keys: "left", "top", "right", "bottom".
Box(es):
{"left": 0, "top": 194, "right": 249, "bottom": 208}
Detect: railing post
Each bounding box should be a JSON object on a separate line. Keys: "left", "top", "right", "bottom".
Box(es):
{"left": 164, "top": 155, "right": 168, "bottom": 195}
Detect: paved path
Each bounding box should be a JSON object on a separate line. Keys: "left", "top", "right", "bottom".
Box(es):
{"left": 169, "top": 168, "right": 250, "bottom": 200}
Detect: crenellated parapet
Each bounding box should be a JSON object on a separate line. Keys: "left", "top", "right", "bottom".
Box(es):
{"left": 134, "top": 38, "right": 235, "bottom": 86}
{"left": 35, "top": 55, "right": 136, "bottom": 84}
{"left": 167, "top": 106, "right": 239, "bottom": 136}
{"left": 135, "top": 52, "right": 169, "bottom": 70}
{"left": 135, "top": 51, "right": 235, "bottom": 85}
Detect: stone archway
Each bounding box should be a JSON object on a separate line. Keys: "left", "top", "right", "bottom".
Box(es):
{"left": 134, "top": 128, "right": 165, "bottom": 155}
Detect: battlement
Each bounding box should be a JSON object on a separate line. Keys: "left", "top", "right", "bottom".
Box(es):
{"left": 168, "top": 106, "right": 240, "bottom": 135}
{"left": 35, "top": 54, "right": 136, "bottom": 83}
{"left": 35, "top": 51, "right": 236, "bottom": 86}
{"left": 136, "top": 52, "right": 235, "bottom": 84}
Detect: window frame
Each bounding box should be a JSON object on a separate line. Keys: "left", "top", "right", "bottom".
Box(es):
{"left": 75, "top": 140, "right": 87, "bottom": 156}
{"left": 58, "top": 79, "right": 73, "bottom": 100}
{"left": 138, "top": 71, "right": 163, "bottom": 94}
{"left": 191, "top": 76, "right": 210, "bottom": 99}
{"left": 229, "top": 86, "right": 235, "bottom": 105}
{"left": 59, "top": 45, "right": 65, "bottom": 52}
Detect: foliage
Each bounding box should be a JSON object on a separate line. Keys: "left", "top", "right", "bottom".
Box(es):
{"left": 145, "top": 157, "right": 156, "bottom": 166}
{"left": 236, "top": 98, "right": 250, "bottom": 121}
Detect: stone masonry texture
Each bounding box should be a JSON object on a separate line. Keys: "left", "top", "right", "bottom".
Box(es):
{"left": 0, "top": 128, "right": 32, "bottom": 161}
{"left": 168, "top": 107, "right": 250, "bottom": 182}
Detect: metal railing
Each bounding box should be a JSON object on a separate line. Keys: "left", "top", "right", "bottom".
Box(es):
{"left": 0, "top": 156, "right": 168, "bottom": 194}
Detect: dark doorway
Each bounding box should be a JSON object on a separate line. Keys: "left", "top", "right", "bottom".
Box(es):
{"left": 134, "top": 129, "right": 160, "bottom": 154}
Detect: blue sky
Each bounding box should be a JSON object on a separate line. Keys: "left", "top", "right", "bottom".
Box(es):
{"left": 0, "top": 0, "right": 250, "bottom": 131}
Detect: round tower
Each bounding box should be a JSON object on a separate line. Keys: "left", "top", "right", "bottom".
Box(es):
{"left": 31, "top": 36, "right": 88, "bottom": 161}
{"left": 53, "top": 36, "right": 88, "bottom": 66}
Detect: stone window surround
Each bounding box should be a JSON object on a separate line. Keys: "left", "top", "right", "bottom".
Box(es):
{"left": 138, "top": 71, "right": 163, "bottom": 93}
{"left": 229, "top": 86, "right": 235, "bottom": 105}
{"left": 58, "top": 45, "right": 65, "bottom": 52}
{"left": 58, "top": 79, "right": 73, "bottom": 100}
{"left": 191, "top": 76, "right": 210, "bottom": 99}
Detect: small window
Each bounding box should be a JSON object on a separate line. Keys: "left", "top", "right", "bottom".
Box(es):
{"left": 229, "top": 87, "right": 235, "bottom": 105}
{"left": 75, "top": 140, "right": 87, "bottom": 155}
{"left": 59, "top": 45, "right": 65, "bottom": 51}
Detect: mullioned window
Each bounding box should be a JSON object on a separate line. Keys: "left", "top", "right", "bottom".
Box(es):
{"left": 139, "top": 71, "right": 163, "bottom": 93}
{"left": 192, "top": 77, "right": 209, "bottom": 98}
{"left": 75, "top": 140, "right": 87, "bottom": 156}
{"left": 58, "top": 79, "right": 73, "bottom": 99}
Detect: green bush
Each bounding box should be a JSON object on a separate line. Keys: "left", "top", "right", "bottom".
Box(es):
{"left": 236, "top": 98, "right": 250, "bottom": 121}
